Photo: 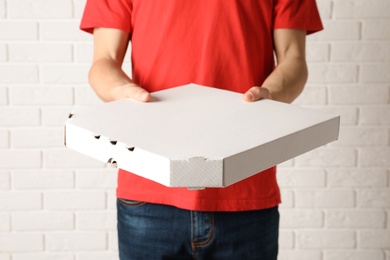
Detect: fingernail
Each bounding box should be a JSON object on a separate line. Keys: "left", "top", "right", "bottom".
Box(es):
{"left": 140, "top": 91, "right": 150, "bottom": 101}
{"left": 244, "top": 93, "right": 253, "bottom": 102}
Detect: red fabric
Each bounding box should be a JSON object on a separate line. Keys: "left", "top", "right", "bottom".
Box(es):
{"left": 80, "top": 0, "right": 323, "bottom": 211}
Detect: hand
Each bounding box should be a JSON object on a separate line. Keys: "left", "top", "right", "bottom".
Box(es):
{"left": 110, "top": 83, "right": 151, "bottom": 102}
{"left": 243, "top": 86, "right": 273, "bottom": 102}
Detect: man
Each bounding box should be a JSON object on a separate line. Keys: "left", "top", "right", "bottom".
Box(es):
{"left": 81, "top": 1, "right": 322, "bottom": 259}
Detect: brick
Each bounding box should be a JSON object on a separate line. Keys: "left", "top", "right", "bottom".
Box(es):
{"left": 307, "top": 64, "right": 358, "bottom": 84}
{"left": 332, "top": 42, "right": 390, "bottom": 62}
{"left": 41, "top": 106, "right": 73, "bottom": 126}
{"left": 280, "top": 189, "right": 294, "bottom": 208}
{"left": 0, "top": 0, "right": 4, "bottom": 18}
{"left": 45, "top": 191, "right": 106, "bottom": 210}
{"left": 0, "top": 234, "right": 43, "bottom": 252}
{"left": 296, "top": 230, "right": 356, "bottom": 249}
{"left": 388, "top": 210, "right": 390, "bottom": 229}
{"left": 0, "top": 21, "right": 38, "bottom": 40}
{"left": 277, "top": 168, "right": 326, "bottom": 188}
{"left": 0, "top": 192, "right": 42, "bottom": 211}
{"left": 311, "top": 21, "right": 360, "bottom": 41}
{"left": 44, "top": 148, "right": 105, "bottom": 169}
{"left": 278, "top": 250, "right": 322, "bottom": 260}
{"left": 280, "top": 209, "right": 323, "bottom": 228}
{"left": 293, "top": 85, "right": 327, "bottom": 105}
{"left": 317, "top": 0, "right": 332, "bottom": 20}
{"left": 312, "top": 106, "right": 358, "bottom": 126}
{"left": 307, "top": 43, "right": 329, "bottom": 62}
{"left": 8, "top": 0, "right": 72, "bottom": 18}
{"left": 326, "top": 209, "right": 386, "bottom": 229}
{"left": 0, "top": 129, "right": 9, "bottom": 148}
{"left": 357, "top": 189, "right": 390, "bottom": 208}
{"left": 76, "top": 211, "right": 116, "bottom": 230}
{"left": 360, "top": 106, "right": 390, "bottom": 125}
{"left": 13, "top": 253, "right": 74, "bottom": 260}
{"left": 335, "top": 0, "right": 390, "bottom": 18}
{"left": 0, "top": 107, "right": 40, "bottom": 126}
{"left": 108, "top": 230, "right": 118, "bottom": 250}
{"left": 359, "top": 148, "right": 390, "bottom": 167}
{"left": 0, "top": 213, "right": 10, "bottom": 231}
{"left": 12, "top": 170, "right": 74, "bottom": 189}
{"left": 360, "top": 231, "right": 390, "bottom": 249}
{"left": 0, "top": 87, "right": 7, "bottom": 105}
{"left": 0, "top": 65, "right": 38, "bottom": 84}
{"left": 74, "top": 43, "right": 93, "bottom": 63}
{"left": 327, "top": 169, "right": 388, "bottom": 188}
{"left": 41, "top": 21, "right": 91, "bottom": 41}
{"left": 0, "top": 255, "right": 9, "bottom": 260}
{"left": 295, "top": 189, "right": 355, "bottom": 208}
{"left": 389, "top": 132, "right": 390, "bottom": 146}
{"left": 9, "top": 43, "right": 73, "bottom": 62}
{"left": 76, "top": 169, "right": 117, "bottom": 189}
{"left": 388, "top": 132, "right": 390, "bottom": 146}
{"left": 295, "top": 148, "right": 356, "bottom": 167}
{"left": 324, "top": 250, "right": 385, "bottom": 260}
{"left": 12, "top": 212, "right": 74, "bottom": 231}
{"left": 46, "top": 232, "right": 107, "bottom": 251}
{"left": 329, "top": 85, "right": 389, "bottom": 105}
{"left": 0, "top": 43, "right": 6, "bottom": 61}
{"left": 41, "top": 65, "right": 89, "bottom": 84}
{"left": 279, "top": 230, "right": 294, "bottom": 249}
{"left": 335, "top": 126, "right": 389, "bottom": 146}
{"left": 361, "top": 64, "right": 390, "bottom": 83}
{"left": 73, "top": 0, "right": 87, "bottom": 19}
{"left": 363, "top": 20, "right": 390, "bottom": 40}
{"left": 0, "top": 150, "right": 41, "bottom": 169}
{"left": 75, "top": 86, "right": 103, "bottom": 105}
{"left": 0, "top": 171, "right": 10, "bottom": 189}
{"left": 107, "top": 190, "right": 117, "bottom": 210}
{"left": 76, "top": 252, "right": 119, "bottom": 260}
{"left": 11, "top": 127, "right": 65, "bottom": 148}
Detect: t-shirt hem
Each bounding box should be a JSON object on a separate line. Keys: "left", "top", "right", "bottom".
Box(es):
{"left": 274, "top": 19, "right": 323, "bottom": 35}
{"left": 80, "top": 19, "right": 132, "bottom": 34}
{"left": 117, "top": 189, "right": 281, "bottom": 212}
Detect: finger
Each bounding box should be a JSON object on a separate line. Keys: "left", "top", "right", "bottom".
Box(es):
{"left": 243, "top": 86, "right": 272, "bottom": 102}
{"left": 122, "top": 84, "right": 151, "bottom": 102}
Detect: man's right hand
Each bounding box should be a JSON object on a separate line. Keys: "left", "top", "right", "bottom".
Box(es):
{"left": 88, "top": 27, "right": 151, "bottom": 103}
{"left": 111, "top": 83, "right": 151, "bottom": 102}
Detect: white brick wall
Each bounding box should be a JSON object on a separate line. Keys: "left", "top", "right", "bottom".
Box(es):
{"left": 0, "top": 0, "right": 389, "bottom": 259}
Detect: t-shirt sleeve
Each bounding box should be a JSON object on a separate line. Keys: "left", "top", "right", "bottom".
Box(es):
{"left": 80, "top": 0, "right": 132, "bottom": 34}
{"left": 273, "top": 0, "right": 323, "bottom": 34}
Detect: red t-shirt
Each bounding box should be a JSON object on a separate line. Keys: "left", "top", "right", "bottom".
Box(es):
{"left": 80, "top": 0, "right": 323, "bottom": 211}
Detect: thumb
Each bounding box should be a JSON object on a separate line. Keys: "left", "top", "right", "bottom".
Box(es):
{"left": 243, "top": 86, "right": 272, "bottom": 102}
{"left": 121, "top": 83, "right": 151, "bottom": 102}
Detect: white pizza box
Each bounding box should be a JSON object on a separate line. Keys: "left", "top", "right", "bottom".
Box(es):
{"left": 65, "top": 84, "right": 340, "bottom": 189}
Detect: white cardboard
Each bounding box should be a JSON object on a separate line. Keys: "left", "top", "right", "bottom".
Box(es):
{"left": 65, "top": 84, "right": 340, "bottom": 188}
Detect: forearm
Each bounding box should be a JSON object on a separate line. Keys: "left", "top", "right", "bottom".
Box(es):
{"left": 88, "top": 27, "right": 150, "bottom": 102}
{"left": 243, "top": 29, "right": 308, "bottom": 103}
{"left": 262, "top": 56, "right": 308, "bottom": 103}
{"left": 88, "top": 58, "right": 135, "bottom": 102}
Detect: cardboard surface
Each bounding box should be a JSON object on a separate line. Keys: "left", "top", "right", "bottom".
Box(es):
{"left": 65, "top": 84, "right": 340, "bottom": 188}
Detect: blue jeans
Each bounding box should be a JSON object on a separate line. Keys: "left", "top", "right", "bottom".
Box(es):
{"left": 117, "top": 199, "right": 279, "bottom": 260}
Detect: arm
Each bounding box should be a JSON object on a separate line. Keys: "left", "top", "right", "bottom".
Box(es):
{"left": 88, "top": 28, "right": 151, "bottom": 102}
{"left": 243, "top": 29, "right": 308, "bottom": 103}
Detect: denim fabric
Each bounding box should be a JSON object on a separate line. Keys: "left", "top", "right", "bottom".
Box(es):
{"left": 117, "top": 199, "right": 279, "bottom": 260}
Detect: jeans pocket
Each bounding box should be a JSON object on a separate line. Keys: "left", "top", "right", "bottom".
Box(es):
{"left": 118, "top": 198, "right": 146, "bottom": 207}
